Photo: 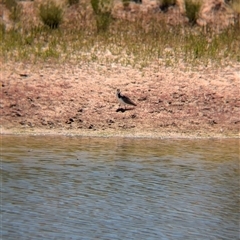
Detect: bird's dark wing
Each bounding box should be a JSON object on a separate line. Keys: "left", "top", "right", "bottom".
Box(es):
{"left": 122, "top": 95, "right": 137, "bottom": 106}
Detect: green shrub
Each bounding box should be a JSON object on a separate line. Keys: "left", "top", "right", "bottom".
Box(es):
{"left": 39, "top": 1, "right": 63, "bottom": 29}
{"left": 0, "top": 23, "right": 5, "bottom": 36}
{"left": 4, "top": 0, "right": 22, "bottom": 23}
{"left": 132, "top": 0, "right": 142, "bottom": 3}
{"left": 230, "top": 0, "right": 240, "bottom": 27}
{"left": 68, "top": 0, "right": 79, "bottom": 6}
{"left": 4, "top": 0, "right": 17, "bottom": 11}
{"left": 231, "top": 0, "right": 240, "bottom": 13}
{"left": 185, "top": 0, "right": 201, "bottom": 25}
{"left": 91, "top": 0, "right": 113, "bottom": 32}
{"left": 96, "top": 12, "right": 112, "bottom": 32}
{"left": 91, "top": 0, "right": 100, "bottom": 14}
{"left": 122, "top": 0, "right": 130, "bottom": 9}
{"left": 10, "top": 4, "right": 22, "bottom": 23}
{"left": 160, "top": 0, "right": 176, "bottom": 12}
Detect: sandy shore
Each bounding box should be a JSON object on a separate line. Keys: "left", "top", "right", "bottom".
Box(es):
{"left": 1, "top": 61, "right": 239, "bottom": 138}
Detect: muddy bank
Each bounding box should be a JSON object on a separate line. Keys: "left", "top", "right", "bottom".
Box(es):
{"left": 1, "top": 62, "right": 239, "bottom": 138}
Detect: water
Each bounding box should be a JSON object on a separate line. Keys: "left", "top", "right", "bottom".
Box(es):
{"left": 1, "top": 136, "right": 239, "bottom": 240}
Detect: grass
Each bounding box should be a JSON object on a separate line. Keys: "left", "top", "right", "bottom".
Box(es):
{"left": 68, "top": 0, "right": 79, "bottom": 5}
{"left": 1, "top": 1, "right": 239, "bottom": 69}
{"left": 4, "top": 0, "right": 22, "bottom": 26}
{"left": 39, "top": 1, "right": 63, "bottom": 29}
{"left": 122, "top": 0, "right": 130, "bottom": 10}
{"left": 185, "top": 0, "right": 201, "bottom": 25}
{"left": 4, "top": 0, "right": 17, "bottom": 11}
{"left": 231, "top": 0, "right": 240, "bottom": 27}
{"left": 91, "top": 0, "right": 113, "bottom": 32}
{"left": 160, "top": 0, "right": 176, "bottom": 12}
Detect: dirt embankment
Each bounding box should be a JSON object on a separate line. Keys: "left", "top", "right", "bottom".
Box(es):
{"left": 1, "top": 62, "right": 239, "bottom": 138}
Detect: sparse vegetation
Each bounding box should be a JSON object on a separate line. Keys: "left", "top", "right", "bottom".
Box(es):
{"left": 185, "top": 0, "right": 201, "bottom": 25}
{"left": 132, "top": 0, "right": 142, "bottom": 3}
{"left": 1, "top": 0, "right": 239, "bottom": 68}
{"left": 230, "top": 0, "right": 240, "bottom": 27}
{"left": 91, "top": 0, "right": 113, "bottom": 32}
{"left": 4, "top": 0, "right": 17, "bottom": 11}
{"left": 9, "top": 4, "right": 22, "bottom": 27}
{"left": 231, "top": 0, "right": 240, "bottom": 13}
{"left": 122, "top": 0, "right": 130, "bottom": 9}
{"left": 1, "top": 20, "right": 239, "bottom": 68}
{"left": 4, "top": 0, "right": 22, "bottom": 24}
{"left": 68, "top": 0, "right": 79, "bottom": 5}
{"left": 160, "top": 0, "right": 176, "bottom": 12}
{"left": 39, "top": 1, "right": 63, "bottom": 29}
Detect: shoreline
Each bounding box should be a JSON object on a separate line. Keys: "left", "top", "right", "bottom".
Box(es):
{"left": 2, "top": 62, "right": 239, "bottom": 139}
{"left": 1, "top": 127, "right": 239, "bottom": 139}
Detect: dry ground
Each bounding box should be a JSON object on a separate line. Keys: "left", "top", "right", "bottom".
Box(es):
{"left": 1, "top": 0, "right": 239, "bottom": 138}
{"left": 1, "top": 61, "right": 239, "bottom": 138}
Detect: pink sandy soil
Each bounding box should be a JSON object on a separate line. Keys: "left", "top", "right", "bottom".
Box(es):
{"left": 1, "top": 61, "right": 239, "bottom": 138}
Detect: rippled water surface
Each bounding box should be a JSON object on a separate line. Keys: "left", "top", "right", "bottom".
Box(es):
{"left": 1, "top": 136, "right": 239, "bottom": 240}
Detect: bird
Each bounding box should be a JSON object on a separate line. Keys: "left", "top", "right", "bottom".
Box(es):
{"left": 116, "top": 89, "right": 137, "bottom": 109}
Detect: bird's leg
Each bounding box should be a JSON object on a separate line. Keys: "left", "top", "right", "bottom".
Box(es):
{"left": 118, "top": 103, "right": 122, "bottom": 110}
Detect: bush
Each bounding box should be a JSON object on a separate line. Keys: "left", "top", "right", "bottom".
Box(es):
{"left": 91, "top": 0, "right": 113, "bottom": 33}
{"left": 122, "top": 0, "right": 130, "bottom": 9}
{"left": 0, "top": 23, "right": 5, "bottom": 36}
{"left": 185, "top": 0, "right": 201, "bottom": 25}
{"left": 4, "top": 0, "right": 22, "bottom": 23}
{"left": 91, "top": 0, "right": 100, "bottom": 14}
{"left": 230, "top": 0, "right": 240, "bottom": 27}
{"left": 160, "top": 0, "right": 176, "bottom": 12}
{"left": 96, "top": 12, "right": 112, "bottom": 32}
{"left": 132, "top": 0, "right": 142, "bottom": 3}
{"left": 9, "top": 4, "right": 22, "bottom": 23}
{"left": 68, "top": 0, "right": 79, "bottom": 6}
{"left": 231, "top": 0, "right": 240, "bottom": 13}
{"left": 4, "top": 0, "right": 17, "bottom": 11}
{"left": 39, "top": 1, "right": 63, "bottom": 29}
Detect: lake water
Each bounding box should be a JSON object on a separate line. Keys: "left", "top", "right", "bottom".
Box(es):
{"left": 1, "top": 136, "right": 239, "bottom": 240}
